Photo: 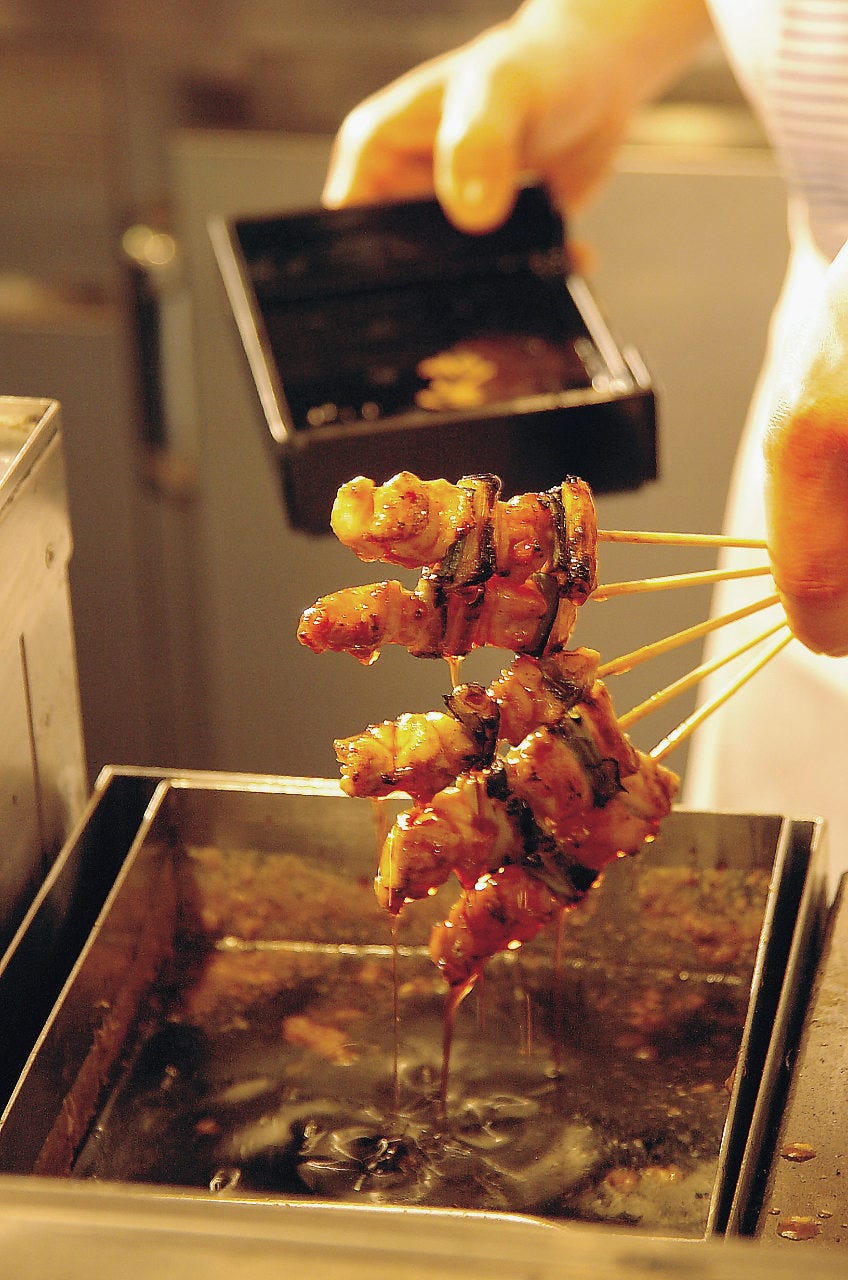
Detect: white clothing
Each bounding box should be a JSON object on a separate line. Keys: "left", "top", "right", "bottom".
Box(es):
{"left": 685, "top": 1, "right": 848, "bottom": 887}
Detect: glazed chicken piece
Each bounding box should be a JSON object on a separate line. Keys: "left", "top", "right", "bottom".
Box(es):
{"left": 375, "top": 766, "right": 530, "bottom": 912}
{"left": 334, "top": 648, "right": 600, "bottom": 802}
{"left": 429, "top": 865, "right": 562, "bottom": 989}
{"left": 330, "top": 471, "right": 598, "bottom": 598}
{"left": 330, "top": 472, "right": 475, "bottom": 569}
{"left": 334, "top": 684, "right": 500, "bottom": 801}
{"left": 297, "top": 575, "right": 578, "bottom": 663}
{"left": 504, "top": 723, "right": 677, "bottom": 873}
{"left": 374, "top": 676, "right": 679, "bottom": 955}
{"left": 426, "top": 741, "right": 679, "bottom": 990}
{"left": 489, "top": 648, "right": 600, "bottom": 744}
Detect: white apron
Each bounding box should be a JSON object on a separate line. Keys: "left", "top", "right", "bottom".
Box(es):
{"left": 685, "top": 1, "right": 848, "bottom": 889}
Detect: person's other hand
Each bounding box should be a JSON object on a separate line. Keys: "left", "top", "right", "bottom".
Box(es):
{"left": 323, "top": 0, "right": 711, "bottom": 232}
{"left": 765, "top": 247, "right": 848, "bottom": 656}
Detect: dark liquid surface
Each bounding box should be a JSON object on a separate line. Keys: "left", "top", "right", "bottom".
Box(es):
{"left": 73, "top": 940, "right": 749, "bottom": 1236}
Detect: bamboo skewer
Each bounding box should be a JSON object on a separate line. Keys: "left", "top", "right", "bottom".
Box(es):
{"left": 599, "top": 529, "right": 768, "bottom": 550}
{"left": 618, "top": 620, "right": 790, "bottom": 731}
{"left": 598, "top": 593, "right": 782, "bottom": 677}
{"left": 587, "top": 528, "right": 789, "bottom": 758}
{"left": 591, "top": 563, "right": 773, "bottom": 602}
{"left": 650, "top": 629, "right": 794, "bottom": 762}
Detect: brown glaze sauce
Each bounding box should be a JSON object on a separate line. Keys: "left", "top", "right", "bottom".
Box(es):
{"left": 777, "top": 1217, "right": 822, "bottom": 1241}
{"left": 438, "top": 974, "right": 477, "bottom": 1122}
{"left": 780, "top": 1142, "right": 817, "bottom": 1162}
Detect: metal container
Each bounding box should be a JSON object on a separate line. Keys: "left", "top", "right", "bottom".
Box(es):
{"left": 211, "top": 186, "right": 657, "bottom": 532}
{"left": 0, "top": 770, "right": 825, "bottom": 1243}
{"left": 0, "top": 397, "right": 88, "bottom": 952}
{"left": 749, "top": 871, "right": 848, "bottom": 1249}
{"left": 2, "top": 1175, "right": 848, "bottom": 1280}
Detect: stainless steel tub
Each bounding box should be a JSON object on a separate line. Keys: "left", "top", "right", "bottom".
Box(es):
{"left": 0, "top": 770, "right": 826, "bottom": 1242}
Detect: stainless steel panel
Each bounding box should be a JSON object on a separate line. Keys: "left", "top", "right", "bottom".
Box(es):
{"left": 0, "top": 766, "right": 161, "bottom": 1109}
{"left": 0, "top": 397, "right": 88, "bottom": 947}
{"left": 752, "top": 870, "right": 848, "bottom": 1249}
{"left": 1, "top": 1175, "right": 848, "bottom": 1280}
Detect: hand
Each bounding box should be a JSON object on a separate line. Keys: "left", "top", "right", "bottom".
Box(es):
{"left": 764, "top": 247, "right": 848, "bottom": 656}
{"left": 323, "top": 0, "right": 711, "bottom": 232}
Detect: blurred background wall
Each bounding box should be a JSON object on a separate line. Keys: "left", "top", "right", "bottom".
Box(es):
{"left": 0, "top": 1, "right": 789, "bottom": 786}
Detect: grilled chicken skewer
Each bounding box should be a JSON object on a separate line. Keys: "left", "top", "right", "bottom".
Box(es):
{"left": 298, "top": 472, "right": 597, "bottom": 663}
{"left": 374, "top": 673, "right": 678, "bottom": 987}
{"left": 299, "top": 470, "right": 775, "bottom": 665}
{"left": 299, "top": 468, "right": 783, "bottom": 997}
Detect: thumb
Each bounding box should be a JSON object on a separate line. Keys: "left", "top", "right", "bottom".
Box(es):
{"left": 764, "top": 253, "right": 848, "bottom": 657}
{"left": 765, "top": 389, "right": 848, "bottom": 657}
{"left": 434, "top": 32, "right": 531, "bottom": 233}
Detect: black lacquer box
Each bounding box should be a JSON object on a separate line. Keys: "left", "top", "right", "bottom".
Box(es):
{"left": 212, "top": 186, "right": 657, "bottom": 532}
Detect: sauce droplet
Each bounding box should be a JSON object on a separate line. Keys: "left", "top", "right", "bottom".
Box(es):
{"left": 777, "top": 1216, "right": 821, "bottom": 1241}
{"left": 780, "top": 1142, "right": 817, "bottom": 1162}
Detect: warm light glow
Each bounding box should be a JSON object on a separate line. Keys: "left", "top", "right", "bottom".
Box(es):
{"left": 121, "top": 224, "right": 178, "bottom": 270}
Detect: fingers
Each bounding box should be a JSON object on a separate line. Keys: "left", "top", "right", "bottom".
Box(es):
{"left": 323, "top": 33, "right": 532, "bottom": 233}
{"left": 322, "top": 56, "right": 451, "bottom": 208}
{"left": 764, "top": 397, "right": 848, "bottom": 656}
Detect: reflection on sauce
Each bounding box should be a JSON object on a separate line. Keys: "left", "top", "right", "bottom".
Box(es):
{"left": 370, "top": 796, "right": 394, "bottom": 913}
{"left": 372, "top": 795, "right": 401, "bottom": 1106}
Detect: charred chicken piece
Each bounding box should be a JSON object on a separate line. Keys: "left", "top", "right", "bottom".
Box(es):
{"left": 504, "top": 722, "right": 677, "bottom": 874}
